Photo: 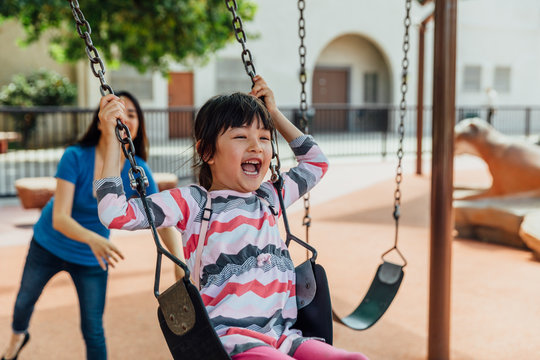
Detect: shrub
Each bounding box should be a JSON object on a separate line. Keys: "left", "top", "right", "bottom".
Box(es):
{"left": 0, "top": 69, "right": 77, "bottom": 146}
{"left": 0, "top": 69, "right": 77, "bottom": 106}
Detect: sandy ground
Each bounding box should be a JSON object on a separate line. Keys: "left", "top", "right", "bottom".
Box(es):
{"left": 1, "top": 156, "right": 539, "bottom": 359}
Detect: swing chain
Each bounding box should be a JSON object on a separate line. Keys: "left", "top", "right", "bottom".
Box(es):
{"left": 298, "top": 0, "right": 308, "bottom": 133}
{"left": 389, "top": 0, "right": 411, "bottom": 263}
{"left": 298, "top": 0, "right": 311, "bottom": 247}
{"left": 67, "top": 0, "right": 113, "bottom": 97}
{"left": 225, "top": 0, "right": 257, "bottom": 86}
{"left": 67, "top": 0, "right": 147, "bottom": 190}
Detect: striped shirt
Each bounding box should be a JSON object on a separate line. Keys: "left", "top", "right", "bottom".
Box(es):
{"left": 95, "top": 135, "right": 328, "bottom": 356}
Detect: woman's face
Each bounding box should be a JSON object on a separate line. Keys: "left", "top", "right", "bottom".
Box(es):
{"left": 121, "top": 97, "right": 139, "bottom": 140}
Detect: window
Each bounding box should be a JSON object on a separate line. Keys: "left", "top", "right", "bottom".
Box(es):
{"left": 494, "top": 66, "right": 511, "bottom": 93}
{"left": 216, "top": 58, "right": 252, "bottom": 94}
{"left": 110, "top": 66, "right": 154, "bottom": 101}
{"left": 462, "top": 65, "right": 482, "bottom": 92}
{"left": 363, "top": 72, "right": 378, "bottom": 103}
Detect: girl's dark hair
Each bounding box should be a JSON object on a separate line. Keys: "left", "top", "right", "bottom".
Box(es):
{"left": 194, "top": 93, "right": 274, "bottom": 190}
{"left": 76, "top": 91, "right": 149, "bottom": 161}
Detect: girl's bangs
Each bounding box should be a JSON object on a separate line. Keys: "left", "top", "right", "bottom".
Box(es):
{"left": 218, "top": 93, "right": 273, "bottom": 133}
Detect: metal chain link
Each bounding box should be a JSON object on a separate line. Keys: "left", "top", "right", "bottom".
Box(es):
{"left": 67, "top": 0, "right": 148, "bottom": 191}
{"left": 225, "top": 0, "right": 257, "bottom": 86}
{"left": 224, "top": 0, "right": 284, "bottom": 184}
{"left": 67, "top": 0, "right": 112, "bottom": 97}
{"left": 298, "top": 0, "right": 308, "bottom": 133}
{"left": 298, "top": 0, "right": 311, "bottom": 249}
{"left": 391, "top": 0, "right": 412, "bottom": 255}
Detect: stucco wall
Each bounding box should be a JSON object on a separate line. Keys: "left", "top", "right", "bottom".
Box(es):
{"left": 193, "top": 0, "right": 417, "bottom": 108}
{"left": 0, "top": 20, "right": 75, "bottom": 90}
{"left": 1, "top": 0, "right": 539, "bottom": 108}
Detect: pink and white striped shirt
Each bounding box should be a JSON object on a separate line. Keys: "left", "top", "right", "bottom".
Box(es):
{"left": 95, "top": 135, "right": 328, "bottom": 356}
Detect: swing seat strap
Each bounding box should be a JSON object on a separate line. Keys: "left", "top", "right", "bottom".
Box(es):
{"left": 194, "top": 192, "right": 212, "bottom": 290}
{"left": 332, "top": 261, "right": 404, "bottom": 331}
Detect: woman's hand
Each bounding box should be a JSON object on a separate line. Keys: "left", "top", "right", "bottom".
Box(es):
{"left": 88, "top": 234, "right": 125, "bottom": 270}
{"left": 250, "top": 75, "right": 277, "bottom": 115}
{"left": 98, "top": 94, "right": 128, "bottom": 142}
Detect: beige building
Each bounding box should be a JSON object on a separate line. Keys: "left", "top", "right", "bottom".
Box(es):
{"left": 1, "top": 0, "right": 540, "bottom": 110}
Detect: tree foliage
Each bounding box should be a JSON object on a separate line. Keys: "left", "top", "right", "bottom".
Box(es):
{"left": 0, "top": 0, "right": 257, "bottom": 73}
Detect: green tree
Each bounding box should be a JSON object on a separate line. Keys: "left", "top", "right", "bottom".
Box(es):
{"left": 0, "top": 0, "right": 257, "bottom": 74}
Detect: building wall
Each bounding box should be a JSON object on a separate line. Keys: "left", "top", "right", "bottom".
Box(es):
{"left": 0, "top": 20, "right": 75, "bottom": 92}
{"left": 455, "top": 0, "right": 540, "bottom": 106}
{"left": 1, "top": 0, "right": 540, "bottom": 109}
{"left": 191, "top": 0, "right": 415, "bottom": 108}
{"left": 316, "top": 34, "right": 392, "bottom": 104}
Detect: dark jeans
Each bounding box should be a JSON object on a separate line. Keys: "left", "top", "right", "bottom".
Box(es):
{"left": 12, "top": 238, "right": 108, "bottom": 360}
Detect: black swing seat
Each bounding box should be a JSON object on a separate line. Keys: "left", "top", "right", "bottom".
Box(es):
{"left": 294, "top": 259, "right": 333, "bottom": 344}
{"left": 332, "top": 261, "right": 404, "bottom": 330}
{"left": 157, "top": 278, "right": 232, "bottom": 360}
{"left": 156, "top": 253, "right": 333, "bottom": 360}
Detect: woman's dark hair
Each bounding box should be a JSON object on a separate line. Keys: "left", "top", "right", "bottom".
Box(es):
{"left": 194, "top": 93, "right": 274, "bottom": 190}
{"left": 76, "top": 91, "right": 149, "bottom": 161}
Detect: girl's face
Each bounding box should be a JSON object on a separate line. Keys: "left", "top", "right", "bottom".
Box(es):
{"left": 120, "top": 96, "right": 139, "bottom": 140}
{"left": 208, "top": 118, "right": 272, "bottom": 192}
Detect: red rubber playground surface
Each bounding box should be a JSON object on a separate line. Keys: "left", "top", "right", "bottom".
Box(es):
{"left": 1, "top": 158, "right": 539, "bottom": 359}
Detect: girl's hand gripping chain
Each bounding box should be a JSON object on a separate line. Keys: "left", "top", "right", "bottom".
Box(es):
{"left": 250, "top": 75, "right": 303, "bottom": 143}
{"left": 250, "top": 75, "right": 278, "bottom": 114}
{"left": 98, "top": 94, "right": 127, "bottom": 178}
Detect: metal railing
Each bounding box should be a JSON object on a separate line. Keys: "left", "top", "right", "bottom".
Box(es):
{"left": 1, "top": 105, "right": 539, "bottom": 197}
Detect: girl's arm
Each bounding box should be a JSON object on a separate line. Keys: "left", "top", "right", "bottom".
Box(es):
{"left": 95, "top": 94, "right": 192, "bottom": 233}
{"left": 250, "top": 76, "right": 329, "bottom": 208}
{"left": 53, "top": 178, "right": 124, "bottom": 270}
{"left": 98, "top": 94, "right": 127, "bottom": 179}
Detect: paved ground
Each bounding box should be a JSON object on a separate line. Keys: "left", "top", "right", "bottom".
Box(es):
{"left": 1, "top": 156, "right": 539, "bottom": 359}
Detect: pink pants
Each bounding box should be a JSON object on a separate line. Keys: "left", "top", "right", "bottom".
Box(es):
{"left": 231, "top": 340, "right": 369, "bottom": 360}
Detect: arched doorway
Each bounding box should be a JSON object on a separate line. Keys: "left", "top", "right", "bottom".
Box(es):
{"left": 312, "top": 34, "right": 392, "bottom": 133}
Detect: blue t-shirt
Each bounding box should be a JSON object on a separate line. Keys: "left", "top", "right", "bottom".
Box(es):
{"left": 33, "top": 145, "right": 158, "bottom": 266}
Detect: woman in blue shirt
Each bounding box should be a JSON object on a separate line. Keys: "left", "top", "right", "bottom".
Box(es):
{"left": 1, "top": 91, "right": 181, "bottom": 360}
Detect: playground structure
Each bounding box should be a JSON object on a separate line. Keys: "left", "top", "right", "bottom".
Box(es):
{"left": 454, "top": 118, "right": 540, "bottom": 199}
{"left": 3, "top": 0, "right": 540, "bottom": 359}
{"left": 454, "top": 117, "right": 540, "bottom": 258}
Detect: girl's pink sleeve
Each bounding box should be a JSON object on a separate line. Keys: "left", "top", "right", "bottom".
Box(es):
{"left": 94, "top": 177, "right": 194, "bottom": 231}
{"left": 259, "top": 135, "right": 328, "bottom": 209}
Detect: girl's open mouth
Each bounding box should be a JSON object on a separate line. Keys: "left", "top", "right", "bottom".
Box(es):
{"left": 241, "top": 160, "right": 261, "bottom": 175}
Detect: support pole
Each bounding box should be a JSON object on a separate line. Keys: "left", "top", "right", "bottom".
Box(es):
{"left": 416, "top": 13, "right": 433, "bottom": 175}
{"left": 429, "top": 0, "right": 457, "bottom": 359}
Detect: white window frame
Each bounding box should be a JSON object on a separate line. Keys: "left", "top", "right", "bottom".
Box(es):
{"left": 110, "top": 65, "right": 154, "bottom": 101}
{"left": 215, "top": 58, "right": 252, "bottom": 94}
{"left": 493, "top": 66, "right": 511, "bottom": 93}
{"left": 462, "top": 65, "right": 482, "bottom": 92}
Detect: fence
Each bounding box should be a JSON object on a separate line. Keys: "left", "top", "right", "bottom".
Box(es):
{"left": 1, "top": 105, "right": 539, "bottom": 196}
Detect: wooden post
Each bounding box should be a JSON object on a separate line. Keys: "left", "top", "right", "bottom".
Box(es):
{"left": 429, "top": 0, "right": 457, "bottom": 359}
{"left": 416, "top": 13, "right": 434, "bottom": 175}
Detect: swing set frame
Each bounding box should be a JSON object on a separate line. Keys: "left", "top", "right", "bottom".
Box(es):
{"left": 66, "top": 0, "right": 457, "bottom": 359}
